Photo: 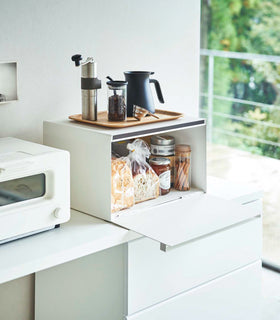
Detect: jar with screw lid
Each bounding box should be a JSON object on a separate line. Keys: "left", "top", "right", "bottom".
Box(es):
{"left": 150, "top": 135, "right": 175, "bottom": 186}
{"left": 107, "top": 80, "right": 127, "bottom": 121}
{"left": 174, "top": 144, "right": 191, "bottom": 191}
{"left": 149, "top": 157, "right": 171, "bottom": 195}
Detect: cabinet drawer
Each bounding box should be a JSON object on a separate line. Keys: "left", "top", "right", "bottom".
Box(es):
{"left": 126, "top": 261, "right": 261, "bottom": 320}
{"left": 126, "top": 217, "right": 261, "bottom": 314}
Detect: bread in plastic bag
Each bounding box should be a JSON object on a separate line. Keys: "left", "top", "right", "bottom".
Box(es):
{"left": 127, "top": 139, "right": 160, "bottom": 203}
{"left": 111, "top": 156, "right": 134, "bottom": 213}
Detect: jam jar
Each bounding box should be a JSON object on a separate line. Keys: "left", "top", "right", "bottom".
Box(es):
{"left": 150, "top": 157, "right": 171, "bottom": 195}
{"left": 150, "top": 135, "right": 175, "bottom": 186}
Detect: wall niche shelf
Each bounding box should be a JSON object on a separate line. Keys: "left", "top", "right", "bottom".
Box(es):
{"left": 0, "top": 62, "right": 18, "bottom": 104}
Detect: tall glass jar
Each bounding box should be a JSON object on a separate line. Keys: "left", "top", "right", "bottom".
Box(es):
{"left": 174, "top": 144, "right": 191, "bottom": 191}
{"left": 107, "top": 80, "right": 127, "bottom": 121}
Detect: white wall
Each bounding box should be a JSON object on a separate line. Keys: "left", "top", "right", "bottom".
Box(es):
{"left": 0, "top": 1, "right": 200, "bottom": 320}
{"left": 0, "top": 0, "right": 200, "bottom": 143}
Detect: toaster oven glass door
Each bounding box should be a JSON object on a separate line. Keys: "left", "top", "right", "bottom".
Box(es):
{"left": 0, "top": 173, "right": 46, "bottom": 207}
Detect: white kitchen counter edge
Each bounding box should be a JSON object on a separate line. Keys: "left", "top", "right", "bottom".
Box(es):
{"left": 0, "top": 210, "right": 141, "bottom": 284}
{"left": 0, "top": 176, "right": 262, "bottom": 285}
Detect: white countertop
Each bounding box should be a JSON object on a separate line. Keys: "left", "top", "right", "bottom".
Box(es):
{"left": 208, "top": 176, "right": 263, "bottom": 204}
{"left": 0, "top": 210, "right": 140, "bottom": 284}
{"left": 0, "top": 177, "right": 261, "bottom": 284}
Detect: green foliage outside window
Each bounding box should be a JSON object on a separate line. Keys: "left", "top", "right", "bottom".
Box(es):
{"left": 201, "top": 0, "right": 280, "bottom": 158}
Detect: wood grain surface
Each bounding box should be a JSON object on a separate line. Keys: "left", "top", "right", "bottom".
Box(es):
{"left": 69, "top": 109, "right": 183, "bottom": 128}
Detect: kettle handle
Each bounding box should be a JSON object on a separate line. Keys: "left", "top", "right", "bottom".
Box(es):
{"left": 150, "top": 79, "right": 165, "bottom": 104}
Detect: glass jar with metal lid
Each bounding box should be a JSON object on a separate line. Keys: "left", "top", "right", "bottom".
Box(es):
{"left": 107, "top": 80, "right": 128, "bottom": 121}
{"left": 174, "top": 144, "right": 191, "bottom": 191}
{"left": 150, "top": 157, "right": 171, "bottom": 195}
{"left": 150, "top": 135, "right": 175, "bottom": 186}
{"left": 150, "top": 135, "right": 175, "bottom": 156}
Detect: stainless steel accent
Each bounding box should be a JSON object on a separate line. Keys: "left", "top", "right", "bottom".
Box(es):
{"left": 151, "top": 135, "right": 175, "bottom": 156}
{"left": 82, "top": 89, "right": 97, "bottom": 121}
{"left": 149, "top": 157, "right": 171, "bottom": 166}
{"left": 151, "top": 135, "right": 175, "bottom": 146}
{"left": 81, "top": 58, "right": 98, "bottom": 121}
{"left": 81, "top": 57, "right": 97, "bottom": 78}
{"left": 71, "top": 54, "right": 102, "bottom": 121}
{"left": 133, "top": 105, "right": 160, "bottom": 121}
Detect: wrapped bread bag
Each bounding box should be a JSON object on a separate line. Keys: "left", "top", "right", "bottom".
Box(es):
{"left": 111, "top": 157, "right": 134, "bottom": 213}
{"left": 127, "top": 139, "right": 160, "bottom": 203}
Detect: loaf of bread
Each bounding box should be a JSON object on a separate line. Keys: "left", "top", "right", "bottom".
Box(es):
{"left": 127, "top": 139, "right": 160, "bottom": 204}
{"left": 111, "top": 158, "right": 134, "bottom": 213}
{"left": 132, "top": 165, "right": 160, "bottom": 204}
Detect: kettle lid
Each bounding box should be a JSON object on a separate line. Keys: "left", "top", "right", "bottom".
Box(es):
{"left": 124, "top": 71, "right": 154, "bottom": 75}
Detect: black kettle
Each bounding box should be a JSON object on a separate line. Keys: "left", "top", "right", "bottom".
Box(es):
{"left": 124, "top": 71, "right": 164, "bottom": 116}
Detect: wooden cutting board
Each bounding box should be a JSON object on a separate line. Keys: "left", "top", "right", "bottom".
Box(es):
{"left": 69, "top": 109, "right": 184, "bottom": 128}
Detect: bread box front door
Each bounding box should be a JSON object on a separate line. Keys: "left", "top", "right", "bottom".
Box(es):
{"left": 112, "top": 192, "right": 260, "bottom": 250}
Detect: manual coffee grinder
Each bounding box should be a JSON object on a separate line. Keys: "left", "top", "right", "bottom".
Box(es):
{"left": 71, "top": 54, "right": 102, "bottom": 121}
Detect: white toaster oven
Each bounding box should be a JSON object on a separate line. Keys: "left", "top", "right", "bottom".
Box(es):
{"left": 0, "top": 137, "right": 70, "bottom": 244}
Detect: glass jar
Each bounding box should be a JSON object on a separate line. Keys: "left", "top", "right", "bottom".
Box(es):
{"left": 174, "top": 144, "right": 191, "bottom": 191}
{"left": 107, "top": 81, "right": 127, "bottom": 121}
{"left": 150, "top": 135, "right": 175, "bottom": 186}
{"left": 150, "top": 157, "right": 171, "bottom": 195}
{"left": 151, "top": 135, "right": 175, "bottom": 156}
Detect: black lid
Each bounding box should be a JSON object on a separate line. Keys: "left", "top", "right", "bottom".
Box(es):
{"left": 124, "top": 71, "right": 154, "bottom": 75}
{"left": 106, "top": 80, "right": 128, "bottom": 87}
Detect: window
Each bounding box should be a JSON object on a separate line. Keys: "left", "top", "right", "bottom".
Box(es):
{"left": 200, "top": 0, "right": 280, "bottom": 267}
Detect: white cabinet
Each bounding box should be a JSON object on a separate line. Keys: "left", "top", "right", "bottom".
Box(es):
{"left": 41, "top": 117, "right": 262, "bottom": 320}
{"left": 35, "top": 183, "right": 262, "bottom": 320}
{"left": 126, "top": 261, "right": 261, "bottom": 320}
{"left": 126, "top": 217, "right": 261, "bottom": 314}
{"left": 35, "top": 244, "right": 126, "bottom": 320}
{"left": 35, "top": 234, "right": 261, "bottom": 320}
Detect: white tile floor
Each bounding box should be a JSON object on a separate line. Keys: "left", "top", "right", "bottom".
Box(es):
{"left": 262, "top": 268, "right": 280, "bottom": 319}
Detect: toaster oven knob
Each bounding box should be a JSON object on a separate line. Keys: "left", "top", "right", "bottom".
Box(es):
{"left": 53, "top": 208, "right": 62, "bottom": 219}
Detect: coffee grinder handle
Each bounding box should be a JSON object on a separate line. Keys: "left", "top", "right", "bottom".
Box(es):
{"left": 150, "top": 79, "right": 165, "bottom": 104}
{"left": 71, "top": 54, "right": 82, "bottom": 67}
